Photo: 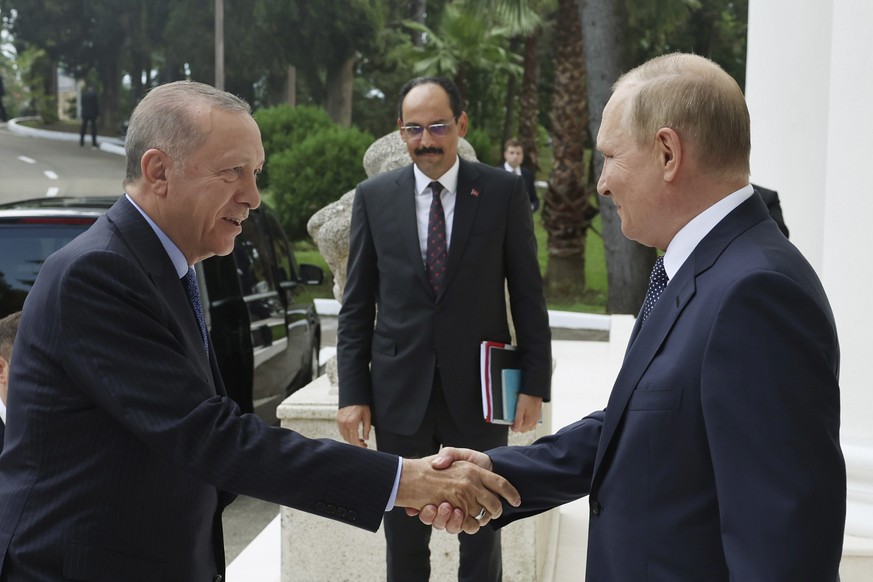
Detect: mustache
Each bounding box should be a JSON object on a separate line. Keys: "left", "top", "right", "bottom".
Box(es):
{"left": 414, "top": 146, "right": 443, "bottom": 156}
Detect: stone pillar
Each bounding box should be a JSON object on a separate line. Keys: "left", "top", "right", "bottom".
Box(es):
{"left": 747, "top": 1, "right": 873, "bottom": 577}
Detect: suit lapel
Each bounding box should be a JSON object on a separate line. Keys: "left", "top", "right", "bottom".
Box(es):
{"left": 441, "top": 159, "right": 481, "bottom": 299}
{"left": 393, "top": 167, "right": 433, "bottom": 296}
{"left": 106, "top": 198, "right": 217, "bottom": 389}
{"left": 591, "top": 194, "right": 771, "bottom": 482}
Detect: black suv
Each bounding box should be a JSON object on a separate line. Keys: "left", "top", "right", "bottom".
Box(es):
{"left": 0, "top": 196, "right": 323, "bottom": 424}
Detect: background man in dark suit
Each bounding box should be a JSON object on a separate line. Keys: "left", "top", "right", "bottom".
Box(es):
{"left": 336, "top": 76, "right": 551, "bottom": 581}
{"left": 0, "top": 80, "right": 519, "bottom": 580}
{"left": 0, "top": 311, "right": 20, "bottom": 451}
{"left": 422, "top": 53, "right": 845, "bottom": 580}
{"left": 79, "top": 84, "right": 99, "bottom": 148}
{"left": 500, "top": 138, "right": 539, "bottom": 211}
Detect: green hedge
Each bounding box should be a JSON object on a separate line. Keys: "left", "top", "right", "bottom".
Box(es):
{"left": 268, "top": 125, "right": 373, "bottom": 240}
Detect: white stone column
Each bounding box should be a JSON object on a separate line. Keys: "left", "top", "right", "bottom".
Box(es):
{"left": 747, "top": 0, "right": 873, "bottom": 576}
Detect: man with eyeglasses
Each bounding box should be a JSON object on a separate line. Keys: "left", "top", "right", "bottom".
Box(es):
{"left": 336, "top": 76, "right": 552, "bottom": 581}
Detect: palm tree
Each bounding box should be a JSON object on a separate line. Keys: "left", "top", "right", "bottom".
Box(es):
{"left": 540, "top": 0, "right": 595, "bottom": 298}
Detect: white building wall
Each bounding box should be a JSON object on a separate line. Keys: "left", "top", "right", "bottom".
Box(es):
{"left": 747, "top": 0, "right": 873, "bottom": 549}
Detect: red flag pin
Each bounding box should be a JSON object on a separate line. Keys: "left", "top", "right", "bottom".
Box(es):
{"left": 471, "top": 188, "right": 480, "bottom": 197}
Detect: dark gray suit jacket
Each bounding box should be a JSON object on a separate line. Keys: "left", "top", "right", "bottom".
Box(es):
{"left": 0, "top": 197, "right": 398, "bottom": 580}
{"left": 488, "top": 194, "right": 844, "bottom": 580}
{"left": 338, "top": 158, "right": 551, "bottom": 435}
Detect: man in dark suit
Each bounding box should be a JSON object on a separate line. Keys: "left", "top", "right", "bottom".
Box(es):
{"left": 336, "top": 76, "right": 551, "bottom": 581}
{"left": 421, "top": 54, "right": 845, "bottom": 580}
{"left": 0, "top": 81, "right": 519, "bottom": 580}
{"left": 0, "top": 311, "right": 20, "bottom": 451}
{"left": 79, "top": 85, "right": 99, "bottom": 148}
{"left": 500, "top": 138, "right": 539, "bottom": 211}
{"left": 753, "top": 183, "right": 790, "bottom": 238}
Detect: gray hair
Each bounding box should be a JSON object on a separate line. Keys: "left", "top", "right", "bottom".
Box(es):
{"left": 123, "top": 81, "right": 252, "bottom": 186}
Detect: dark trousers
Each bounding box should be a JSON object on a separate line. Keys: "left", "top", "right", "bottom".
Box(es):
{"left": 80, "top": 116, "right": 97, "bottom": 146}
{"left": 375, "top": 373, "right": 508, "bottom": 582}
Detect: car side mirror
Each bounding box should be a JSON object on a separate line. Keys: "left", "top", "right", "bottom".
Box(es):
{"left": 298, "top": 263, "right": 324, "bottom": 286}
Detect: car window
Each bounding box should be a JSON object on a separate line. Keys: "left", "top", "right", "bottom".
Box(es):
{"left": 263, "top": 210, "right": 298, "bottom": 283}
{"left": 0, "top": 223, "right": 90, "bottom": 315}
{"left": 234, "top": 216, "right": 277, "bottom": 297}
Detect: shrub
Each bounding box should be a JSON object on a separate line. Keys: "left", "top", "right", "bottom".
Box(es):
{"left": 269, "top": 125, "right": 374, "bottom": 240}
{"left": 464, "top": 127, "right": 498, "bottom": 166}
{"left": 253, "top": 105, "right": 334, "bottom": 188}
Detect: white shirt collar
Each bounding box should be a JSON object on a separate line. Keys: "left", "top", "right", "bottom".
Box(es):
{"left": 125, "top": 193, "right": 191, "bottom": 277}
{"left": 503, "top": 162, "right": 521, "bottom": 175}
{"left": 413, "top": 157, "right": 460, "bottom": 196}
{"left": 663, "top": 184, "right": 755, "bottom": 279}
{"left": 0, "top": 395, "right": 6, "bottom": 424}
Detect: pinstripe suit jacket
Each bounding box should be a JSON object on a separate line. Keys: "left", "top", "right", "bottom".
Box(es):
{"left": 0, "top": 197, "right": 398, "bottom": 581}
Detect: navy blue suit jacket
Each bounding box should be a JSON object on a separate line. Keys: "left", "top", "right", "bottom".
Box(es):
{"left": 0, "top": 198, "right": 398, "bottom": 580}
{"left": 338, "top": 159, "right": 551, "bottom": 435}
{"left": 488, "top": 194, "right": 845, "bottom": 580}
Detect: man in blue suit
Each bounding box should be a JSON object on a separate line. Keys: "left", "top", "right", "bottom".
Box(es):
{"left": 420, "top": 53, "right": 845, "bottom": 580}
{"left": 0, "top": 81, "right": 518, "bottom": 580}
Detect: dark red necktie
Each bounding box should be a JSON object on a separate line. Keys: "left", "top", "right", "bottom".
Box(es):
{"left": 426, "top": 181, "right": 447, "bottom": 294}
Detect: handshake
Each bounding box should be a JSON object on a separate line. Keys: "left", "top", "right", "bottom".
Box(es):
{"left": 395, "top": 447, "right": 515, "bottom": 535}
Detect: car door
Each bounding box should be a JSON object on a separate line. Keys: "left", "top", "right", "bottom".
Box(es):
{"left": 233, "top": 213, "right": 292, "bottom": 412}
{"left": 262, "top": 209, "right": 312, "bottom": 386}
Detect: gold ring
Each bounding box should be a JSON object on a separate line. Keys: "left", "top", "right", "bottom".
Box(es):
{"left": 474, "top": 507, "right": 488, "bottom": 521}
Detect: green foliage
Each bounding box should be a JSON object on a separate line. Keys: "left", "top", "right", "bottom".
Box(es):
{"left": 269, "top": 125, "right": 373, "bottom": 240}
{"left": 465, "top": 128, "right": 499, "bottom": 166}
{"left": 253, "top": 105, "right": 334, "bottom": 188}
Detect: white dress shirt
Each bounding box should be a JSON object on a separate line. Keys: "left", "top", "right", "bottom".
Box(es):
{"left": 413, "top": 157, "right": 460, "bottom": 263}
{"left": 663, "top": 184, "right": 754, "bottom": 279}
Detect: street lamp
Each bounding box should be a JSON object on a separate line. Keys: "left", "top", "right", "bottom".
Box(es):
{"left": 215, "top": 0, "right": 224, "bottom": 90}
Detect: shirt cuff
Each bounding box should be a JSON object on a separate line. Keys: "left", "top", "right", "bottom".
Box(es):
{"left": 385, "top": 456, "right": 403, "bottom": 511}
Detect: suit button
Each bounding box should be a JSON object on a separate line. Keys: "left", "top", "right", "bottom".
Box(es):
{"left": 348, "top": 510, "right": 358, "bottom": 522}
{"left": 434, "top": 305, "right": 442, "bottom": 312}
{"left": 590, "top": 500, "right": 602, "bottom": 516}
{"left": 327, "top": 504, "right": 337, "bottom": 515}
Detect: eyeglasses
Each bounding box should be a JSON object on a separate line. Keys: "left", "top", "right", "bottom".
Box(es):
{"left": 400, "top": 120, "right": 455, "bottom": 140}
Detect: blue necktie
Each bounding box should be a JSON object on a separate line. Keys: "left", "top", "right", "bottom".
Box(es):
{"left": 640, "top": 256, "right": 669, "bottom": 326}
{"left": 182, "top": 267, "right": 209, "bottom": 355}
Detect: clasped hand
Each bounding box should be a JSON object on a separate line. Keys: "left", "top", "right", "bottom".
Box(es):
{"left": 396, "top": 447, "right": 506, "bottom": 535}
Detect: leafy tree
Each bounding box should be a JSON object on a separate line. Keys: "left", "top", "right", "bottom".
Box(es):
{"left": 397, "top": 1, "right": 522, "bottom": 146}
{"left": 254, "top": 0, "right": 387, "bottom": 125}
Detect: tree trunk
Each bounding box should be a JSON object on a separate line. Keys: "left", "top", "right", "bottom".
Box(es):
{"left": 543, "top": 0, "right": 593, "bottom": 300}
{"left": 325, "top": 55, "right": 355, "bottom": 127}
{"left": 409, "top": 0, "right": 428, "bottom": 47}
{"left": 518, "top": 34, "right": 540, "bottom": 174}
{"left": 579, "top": 0, "right": 655, "bottom": 314}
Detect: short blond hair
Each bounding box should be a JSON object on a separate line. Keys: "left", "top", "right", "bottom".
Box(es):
{"left": 615, "top": 53, "right": 750, "bottom": 178}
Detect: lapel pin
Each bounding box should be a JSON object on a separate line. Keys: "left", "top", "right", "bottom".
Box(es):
{"left": 471, "top": 188, "right": 480, "bottom": 197}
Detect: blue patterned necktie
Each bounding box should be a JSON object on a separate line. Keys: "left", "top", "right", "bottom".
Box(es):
{"left": 425, "top": 181, "right": 447, "bottom": 295}
{"left": 182, "top": 267, "right": 209, "bottom": 355}
{"left": 640, "top": 256, "right": 669, "bottom": 326}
